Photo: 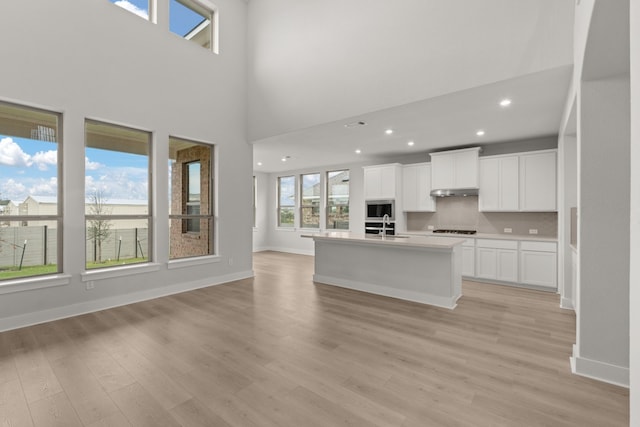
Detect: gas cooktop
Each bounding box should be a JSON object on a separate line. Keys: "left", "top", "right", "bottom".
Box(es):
{"left": 433, "top": 229, "right": 477, "bottom": 235}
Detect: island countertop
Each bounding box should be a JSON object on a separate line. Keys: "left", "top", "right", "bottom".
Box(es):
{"left": 302, "top": 231, "right": 465, "bottom": 250}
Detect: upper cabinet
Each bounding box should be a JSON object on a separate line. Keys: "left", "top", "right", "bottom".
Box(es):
{"left": 430, "top": 147, "right": 481, "bottom": 190}
{"left": 519, "top": 151, "right": 557, "bottom": 212}
{"left": 363, "top": 163, "right": 402, "bottom": 200}
{"left": 402, "top": 163, "right": 435, "bottom": 212}
{"left": 479, "top": 150, "right": 557, "bottom": 212}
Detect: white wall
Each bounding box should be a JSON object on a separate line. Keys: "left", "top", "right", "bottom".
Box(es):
{"left": 253, "top": 172, "right": 270, "bottom": 251}
{"left": 0, "top": 0, "right": 252, "bottom": 331}
{"left": 247, "top": 0, "right": 574, "bottom": 141}
{"left": 629, "top": 0, "right": 639, "bottom": 423}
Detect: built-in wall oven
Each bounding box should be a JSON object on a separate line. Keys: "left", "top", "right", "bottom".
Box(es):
{"left": 364, "top": 199, "right": 395, "bottom": 235}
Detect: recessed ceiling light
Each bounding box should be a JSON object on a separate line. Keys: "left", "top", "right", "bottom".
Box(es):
{"left": 407, "top": 141, "right": 415, "bottom": 146}
{"left": 355, "top": 149, "right": 362, "bottom": 154}
{"left": 281, "top": 156, "right": 290, "bottom": 162}
{"left": 257, "top": 162, "right": 262, "bottom": 166}
{"left": 500, "top": 98, "right": 512, "bottom": 107}
{"left": 385, "top": 129, "right": 394, "bottom": 135}
{"left": 476, "top": 130, "right": 485, "bottom": 136}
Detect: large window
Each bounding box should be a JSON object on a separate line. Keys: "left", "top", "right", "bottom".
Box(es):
{"left": 277, "top": 176, "right": 295, "bottom": 228}
{"left": 169, "top": 137, "right": 214, "bottom": 259}
{"left": 85, "top": 120, "right": 151, "bottom": 269}
{"left": 0, "top": 101, "right": 62, "bottom": 281}
{"left": 109, "top": 0, "right": 151, "bottom": 20}
{"left": 170, "top": 0, "right": 216, "bottom": 51}
{"left": 326, "top": 170, "right": 349, "bottom": 230}
{"left": 300, "top": 173, "right": 320, "bottom": 229}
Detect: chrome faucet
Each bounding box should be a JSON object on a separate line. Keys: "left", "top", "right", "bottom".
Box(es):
{"left": 381, "top": 214, "right": 390, "bottom": 236}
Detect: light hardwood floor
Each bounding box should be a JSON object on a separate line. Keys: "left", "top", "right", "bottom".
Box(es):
{"left": 0, "top": 251, "right": 629, "bottom": 426}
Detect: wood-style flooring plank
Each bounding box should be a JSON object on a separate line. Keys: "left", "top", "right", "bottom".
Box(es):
{"left": 0, "top": 251, "right": 629, "bottom": 426}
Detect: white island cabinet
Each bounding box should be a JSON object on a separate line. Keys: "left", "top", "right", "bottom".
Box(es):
{"left": 305, "top": 232, "right": 464, "bottom": 309}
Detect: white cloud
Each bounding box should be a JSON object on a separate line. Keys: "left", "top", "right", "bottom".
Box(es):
{"left": 113, "top": 1, "right": 149, "bottom": 19}
{"left": 32, "top": 150, "right": 57, "bottom": 171}
{"left": 85, "top": 166, "right": 148, "bottom": 200}
{"left": 29, "top": 177, "right": 58, "bottom": 197}
{"left": 0, "top": 137, "right": 32, "bottom": 167}
{"left": 0, "top": 178, "right": 27, "bottom": 200}
{"left": 85, "top": 157, "right": 102, "bottom": 171}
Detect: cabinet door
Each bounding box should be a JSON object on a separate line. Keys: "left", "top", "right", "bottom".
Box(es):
{"left": 479, "top": 158, "right": 500, "bottom": 211}
{"left": 520, "top": 251, "right": 557, "bottom": 288}
{"left": 416, "top": 164, "right": 435, "bottom": 211}
{"left": 431, "top": 155, "right": 454, "bottom": 190}
{"left": 455, "top": 150, "right": 479, "bottom": 188}
{"left": 520, "top": 152, "right": 557, "bottom": 211}
{"left": 475, "top": 247, "right": 497, "bottom": 279}
{"left": 363, "top": 167, "right": 381, "bottom": 200}
{"left": 499, "top": 156, "right": 519, "bottom": 211}
{"left": 402, "top": 166, "right": 418, "bottom": 211}
{"left": 462, "top": 246, "right": 475, "bottom": 277}
{"left": 379, "top": 166, "right": 397, "bottom": 199}
{"left": 496, "top": 249, "right": 518, "bottom": 282}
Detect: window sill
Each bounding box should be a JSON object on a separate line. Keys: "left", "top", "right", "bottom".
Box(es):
{"left": 167, "top": 255, "right": 221, "bottom": 270}
{"left": 81, "top": 262, "right": 162, "bottom": 282}
{"left": 0, "top": 274, "right": 72, "bottom": 295}
{"left": 276, "top": 227, "right": 297, "bottom": 232}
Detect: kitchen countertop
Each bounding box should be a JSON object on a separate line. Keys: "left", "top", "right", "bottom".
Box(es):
{"left": 302, "top": 231, "right": 465, "bottom": 249}
{"left": 401, "top": 231, "right": 557, "bottom": 242}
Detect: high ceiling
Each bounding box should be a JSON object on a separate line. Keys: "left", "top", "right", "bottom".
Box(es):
{"left": 252, "top": 66, "right": 572, "bottom": 173}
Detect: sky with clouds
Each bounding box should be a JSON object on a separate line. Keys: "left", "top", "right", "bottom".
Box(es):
{"left": 0, "top": 136, "right": 148, "bottom": 203}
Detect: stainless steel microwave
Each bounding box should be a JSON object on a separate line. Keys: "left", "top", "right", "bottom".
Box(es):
{"left": 365, "top": 199, "right": 395, "bottom": 221}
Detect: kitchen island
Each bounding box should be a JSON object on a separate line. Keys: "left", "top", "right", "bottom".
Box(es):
{"left": 304, "top": 232, "right": 465, "bottom": 309}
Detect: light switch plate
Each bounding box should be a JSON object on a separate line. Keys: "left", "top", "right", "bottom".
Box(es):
{"left": 529, "top": 229, "right": 538, "bottom": 234}
{"left": 504, "top": 228, "right": 512, "bottom": 233}
{"left": 427, "top": 225, "right": 435, "bottom": 230}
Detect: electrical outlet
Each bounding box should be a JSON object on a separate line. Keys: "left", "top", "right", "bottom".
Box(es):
{"left": 504, "top": 228, "right": 512, "bottom": 233}
{"left": 86, "top": 281, "right": 95, "bottom": 290}
{"left": 427, "top": 225, "right": 435, "bottom": 230}
{"left": 529, "top": 229, "right": 538, "bottom": 235}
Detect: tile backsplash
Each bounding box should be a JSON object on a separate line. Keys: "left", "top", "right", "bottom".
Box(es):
{"left": 406, "top": 196, "right": 557, "bottom": 237}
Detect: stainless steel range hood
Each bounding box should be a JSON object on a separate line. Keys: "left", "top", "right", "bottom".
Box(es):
{"left": 430, "top": 188, "right": 479, "bottom": 197}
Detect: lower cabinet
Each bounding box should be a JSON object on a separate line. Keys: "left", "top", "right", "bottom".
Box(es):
{"left": 461, "top": 245, "right": 475, "bottom": 277}
{"left": 519, "top": 241, "right": 557, "bottom": 288}
{"left": 475, "top": 239, "right": 518, "bottom": 282}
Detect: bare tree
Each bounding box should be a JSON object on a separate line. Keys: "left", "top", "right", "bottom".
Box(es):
{"left": 86, "top": 190, "right": 112, "bottom": 263}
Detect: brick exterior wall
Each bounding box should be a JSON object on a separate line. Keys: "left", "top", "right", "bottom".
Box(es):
{"left": 170, "top": 145, "right": 211, "bottom": 258}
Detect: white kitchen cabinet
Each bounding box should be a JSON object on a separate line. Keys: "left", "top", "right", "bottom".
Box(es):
{"left": 461, "top": 245, "right": 475, "bottom": 277}
{"left": 519, "top": 151, "right": 557, "bottom": 211}
{"left": 475, "top": 239, "right": 518, "bottom": 282}
{"left": 363, "top": 164, "right": 401, "bottom": 200}
{"left": 479, "top": 155, "right": 519, "bottom": 211}
{"left": 519, "top": 241, "right": 557, "bottom": 288}
{"left": 430, "top": 147, "right": 481, "bottom": 190}
{"left": 402, "top": 163, "right": 435, "bottom": 212}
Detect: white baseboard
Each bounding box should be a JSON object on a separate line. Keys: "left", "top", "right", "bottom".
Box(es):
{"left": 0, "top": 270, "right": 254, "bottom": 333}
{"left": 313, "top": 274, "right": 458, "bottom": 310}
{"left": 560, "top": 297, "right": 575, "bottom": 310}
{"left": 570, "top": 344, "right": 629, "bottom": 388}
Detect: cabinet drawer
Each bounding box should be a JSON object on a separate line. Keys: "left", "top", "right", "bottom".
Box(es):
{"left": 520, "top": 241, "right": 557, "bottom": 253}
{"left": 476, "top": 239, "right": 517, "bottom": 250}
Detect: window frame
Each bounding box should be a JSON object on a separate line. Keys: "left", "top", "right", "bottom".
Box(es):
{"left": 277, "top": 175, "right": 296, "bottom": 228}
{"left": 168, "top": 136, "right": 215, "bottom": 260}
{"left": 299, "top": 172, "right": 321, "bottom": 230}
{"left": 326, "top": 169, "right": 350, "bottom": 230}
{"left": 84, "top": 119, "right": 153, "bottom": 270}
{"left": 0, "top": 100, "right": 64, "bottom": 282}
{"left": 169, "top": 0, "right": 218, "bottom": 53}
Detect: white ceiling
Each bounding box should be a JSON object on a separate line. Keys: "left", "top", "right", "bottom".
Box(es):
{"left": 252, "top": 65, "right": 573, "bottom": 173}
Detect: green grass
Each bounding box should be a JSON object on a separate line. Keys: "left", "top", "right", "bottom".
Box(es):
{"left": 86, "top": 257, "right": 148, "bottom": 269}
{"left": 0, "top": 264, "right": 59, "bottom": 280}
{"left": 0, "top": 257, "right": 148, "bottom": 280}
